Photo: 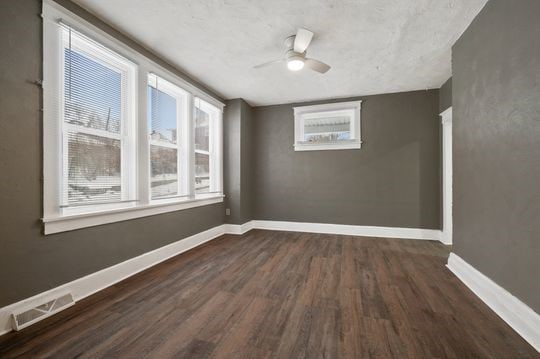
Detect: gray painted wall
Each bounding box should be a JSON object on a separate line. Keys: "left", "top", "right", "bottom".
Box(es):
{"left": 439, "top": 77, "right": 452, "bottom": 113}
{"left": 239, "top": 100, "right": 254, "bottom": 223}
{"left": 452, "top": 0, "right": 540, "bottom": 312}
{"left": 252, "top": 90, "right": 441, "bottom": 229}
{"left": 223, "top": 100, "right": 242, "bottom": 223}
{"left": 0, "top": 0, "right": 224, "bottom": 307}
{"left": 223, "top": 99, "right": 254, "bottom": 224}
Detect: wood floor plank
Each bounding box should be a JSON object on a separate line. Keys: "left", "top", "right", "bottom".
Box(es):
{"left": 0, "top": 230, "right": 537, "bottom": 358}
{"left": 212, "top": 297, "right": 273, "bottom": 359}
{"left": 274, "top": 303, "right": 315, "bottom": 358}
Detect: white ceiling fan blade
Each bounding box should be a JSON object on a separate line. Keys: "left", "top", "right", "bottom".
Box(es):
{"left": 254, "top": 59, "right": 285, "bottom": 69}
{"left": 304, "top": 58, "right": 330, "bottom": 73}
{"left": 293, "top": 28, "right": 313, "bottom": 53}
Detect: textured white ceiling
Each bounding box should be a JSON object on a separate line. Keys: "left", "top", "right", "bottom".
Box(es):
{"left": 73, "top": 0, "right": 487, "bottom": 106}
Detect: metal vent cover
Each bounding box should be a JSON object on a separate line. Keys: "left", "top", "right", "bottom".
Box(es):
{"left": 11, "top": 293, "right": 75, "bottom": 331}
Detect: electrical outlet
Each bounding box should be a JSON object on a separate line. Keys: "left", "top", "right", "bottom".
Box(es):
{"left": 225, "top": 208, "right": 231, "bottom": 216}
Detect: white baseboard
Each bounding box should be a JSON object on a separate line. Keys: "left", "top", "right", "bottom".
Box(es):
{"left": 251, "top": 220, "right": 442, "bottom": 241}
{"left": 0, "top": 220, "right": 442, "bottom": 337}
{"left": 447, "top": 253, "right": 540, "bottom": 352}
{"left": 0, "top": 224, "right": 230, "bottom": 336}
{"left": 440, "top": 230, "right": 452, "bottom": 245}
{"left": 222, "top": 221, "right": 254, "bottom": 235}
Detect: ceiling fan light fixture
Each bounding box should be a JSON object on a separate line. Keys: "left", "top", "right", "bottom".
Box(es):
{"left": 254, "top": 28, "right": 330, "bottom": 74}
{"left": 287, "top": 58, "right": 304, "bottom": 71}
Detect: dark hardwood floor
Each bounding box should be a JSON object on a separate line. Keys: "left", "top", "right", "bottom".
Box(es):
{"left": 0, "top": 230, "right": 537, "bottom": 358}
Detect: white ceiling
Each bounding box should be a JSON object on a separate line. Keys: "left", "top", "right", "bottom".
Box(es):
{"left": 73, "top": 0, "right": 487, "bottom": 106}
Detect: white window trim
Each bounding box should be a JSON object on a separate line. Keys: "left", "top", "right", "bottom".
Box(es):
{"left": 42, "top": 0, "right": 225, "bottom": 235}
{"left": 293, "top": 100, "right": 362, "bottom": 151}
{"left": 43, "top": 196, "right": 225, "bottom": 235}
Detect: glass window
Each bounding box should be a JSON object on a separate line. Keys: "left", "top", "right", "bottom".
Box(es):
{"left": 150, "top": 145, "right": 178, "bottom": 199}
{"left": 294, "top": 101, "right": 362, "bottom": 151}
{"left": 42, "top": 2, "right": 224, "bottom": 234}
{"left": 194, "top": 98, "right": 220, "bottom": 194}
{"left": 303, "top": 116, "right": 351, "bottom": 143}
{"left": 148, "top": 74, "right": 188, "bottom": 200}
{"left": 66, "top": 132, "right": 121, "bottom": 204}
{"left": 61, "top": 26, "right": 136, "bottom": 207}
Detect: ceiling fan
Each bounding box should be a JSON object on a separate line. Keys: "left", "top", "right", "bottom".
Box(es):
{"left": 254, "top": 28, "right": 331, "bottom": 73}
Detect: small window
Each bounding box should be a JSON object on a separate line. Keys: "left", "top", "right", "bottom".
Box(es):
{"left": 194, "top": 98, "right": 221, "bottom": 194}
{"left": 147, "top": 74, "right": 189, "bottom": 201}
{"left": 294, "top": 101, "right": 362, "bottom": 151}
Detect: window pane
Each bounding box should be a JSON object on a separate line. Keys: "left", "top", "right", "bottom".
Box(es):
{"left": 148, "top": 74, "right": 185, "bottom": 200}
{"left": 148, "top": 86, "right": 177, "bottom": 144}
{"left": 150, "top": 146, "right": 178, "bottom": 199}
{"left": 64, "top": 48, "right": 122, "bottom": 133}
{"left": 195, "top": 152, "right": 210, "bottom": 193}
{"left": 67, "top": 132, "right": 121, "bottom": 205}
{"left": 304, "top": 116, "right": 351, "bottom": 143}
{"left": 195, "top": 106, "right": 210, "bottom": 152}
{"left": 194, "top": 98, "right": 219, "bottom": 195}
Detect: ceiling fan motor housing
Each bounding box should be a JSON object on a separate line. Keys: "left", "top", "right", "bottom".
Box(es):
{"left": 284, "top": 35, "right": 296, "bottom": 49}
{"left": 286, "top": 49, "right": 306, "bottom": 61}
{"left": 285, "top": 35, "right": 307, "bottom": 60}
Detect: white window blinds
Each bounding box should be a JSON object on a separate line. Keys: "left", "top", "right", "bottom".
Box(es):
{"left": 60, "top": 24, "right": 137, "bottom": 208}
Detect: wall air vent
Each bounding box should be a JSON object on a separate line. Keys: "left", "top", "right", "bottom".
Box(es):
{"left": 11, "top": 293, "right": 75, "bottom": 331}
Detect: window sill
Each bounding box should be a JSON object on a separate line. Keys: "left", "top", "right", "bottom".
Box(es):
{"left": 294, "top": 141, "right": 362, "bottom": 152}
{"left": 42, "top": 195, "right": 224, "bottom": 235}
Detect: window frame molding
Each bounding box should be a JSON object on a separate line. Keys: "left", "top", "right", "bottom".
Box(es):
{"left": 42, "top": 0, "right": 225, "bottom": 235}
{"left": 293, "top": 100, "right": 362, "bottom": 151}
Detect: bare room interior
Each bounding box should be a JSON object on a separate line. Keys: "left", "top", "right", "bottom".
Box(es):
{"left": 0, "top": 0, "right": 538, "bottom": 357}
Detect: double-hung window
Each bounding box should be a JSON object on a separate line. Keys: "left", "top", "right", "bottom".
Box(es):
{"left": 60, "top": 24, "right": 137, "bottom": 212}
{"left": 148, "top": 74, "right": 189, "bottom": 201}
{"left": 194, "top": 98, "right": 221, "bottom": 195}
{"left": 42, "top": 0, "right": 224, "bottom": 234}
